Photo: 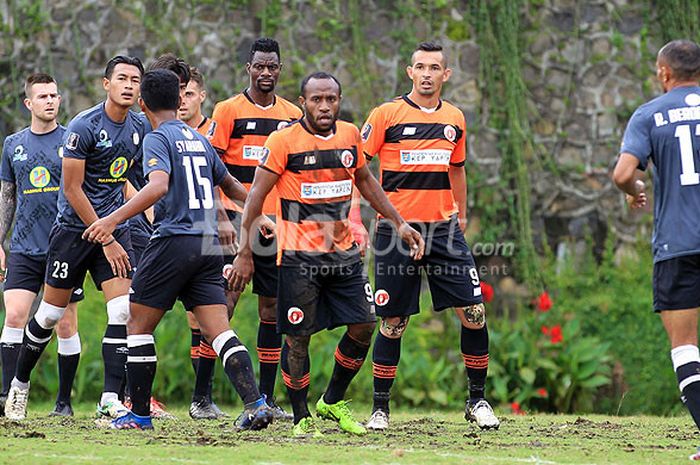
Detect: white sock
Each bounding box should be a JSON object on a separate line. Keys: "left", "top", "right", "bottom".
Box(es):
{"left": 100, "top": 392, "right": 119, "bottom": 405}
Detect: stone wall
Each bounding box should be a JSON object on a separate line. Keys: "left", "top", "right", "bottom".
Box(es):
{"left": 0, "top": 0, "right": 666, "bottom": 277}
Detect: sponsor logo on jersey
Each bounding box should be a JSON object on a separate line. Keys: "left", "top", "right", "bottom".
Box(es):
{"left": 96, "top": 129, "right": 112, "bottom": 149}
{"left": 242, "top": 145, "right": 266, "bottom": 160}
{"left": 374, "top": 289, "right": 390, "bottom": 306}
{"left": 300, "top": 179, "right": 352, "bottom": 199}
{"left": 29, "top": 166, "right": 50, "bottom": 188}
{"left": 12, "top": 145, "right": 27, "bottom": 162}
{"left": 65, "top": 132, "right": 80, "bottom": 150}
{"left": 206, "top": 121, "right": 217, "bottom": 139}
{"left": 148, "top": 158, "right": 158, "bottom": 167}
{"left": 402, "top": 126, "right": 417, "bottom": 136}
{"left": 303, "top": 154, "right": 316, "bottom": 165}
{"left": 443, "top": 124, "right": 457, "bottom": 142}
{"left": 287, "top": 307, "right": 304, "bottom": 325}
{"left": 132, "top": 132, "right": 140, "bottom": 146}
{"left": 246, "top": 121, "right": 257, "bottom": 130}
{"left": 110, "top": 157, "right": 128, "bottom": 178}
{"left": 260, "top": 147, "right": 270, "bottom": 165}
{"left": 58, "top": 146, "right": 64, "bottom": 158}
{"left": 361, "top": 123, "right": 372, "bottom": 142}
{"left": 400, "top": 149, "right": 451, "bottom": 165}
{"left": 340, "top": 150, "right": 354, "bottom": 168}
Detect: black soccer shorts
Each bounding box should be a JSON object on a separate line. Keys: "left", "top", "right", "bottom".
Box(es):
{"left": 4, "top": 252, "right": 84, "bottom": 302}
{"left": 653, "top": 254, "right": 700, "bottom": 311}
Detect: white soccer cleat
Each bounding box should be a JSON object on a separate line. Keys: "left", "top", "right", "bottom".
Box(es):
{"left": 366, "top": 409, "right": 389, "bottom": 430}
{"left": 465, "top": 399, "right": 500, "bottom": 430}
{"left": 96, "top": 399, "right": 130, "bottom": 419}
{"left": 690, "top": 446, "right": 700, "bottom": 461}
{"left": 5, "top": 383, "right": 30, "bottom": 421}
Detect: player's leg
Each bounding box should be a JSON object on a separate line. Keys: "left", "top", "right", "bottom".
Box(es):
{"left": 187, "top": 312, "right": 200, "bottom": 375}
{"left": 316, "top": 262, "right": 375, "bottom": 435}
{"left": 51, "top": 295, "right": 82, "bottom": 417}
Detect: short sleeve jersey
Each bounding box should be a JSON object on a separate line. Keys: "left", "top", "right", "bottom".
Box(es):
{"left": 0, "top": 126, "right": 65, "bottom": 256}
{"left": 621, "top": 85, "right": 700, "bottom": 263}
{"left": 361, "top": 94, "right": 466, "bottom": 223}
{"left": 143, "top": 120, "right": 227, "bottom": 238}
{"left": 195, "top": 115, "right": 217, "bottom": 139}
{"left": 126, "top": 112, "right": 154, "bottom": 238}
{"left": 260, "top": 120, "right": 364, "bottom": 266}
{"left": 210, "top": 91, "right": 302, "bottom": 214}
{"left": 57, "top": 102, "right": 146, "bottom": 230}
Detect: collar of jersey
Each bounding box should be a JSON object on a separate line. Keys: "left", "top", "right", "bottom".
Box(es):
{"left": 243, "top": 89, "right": 276, "bottom": 110}
{"left": 402, "top": 93, "right": 443, "bottom": 112}
{"left": 300, "top": 118, "right": 336, "bottom": 139}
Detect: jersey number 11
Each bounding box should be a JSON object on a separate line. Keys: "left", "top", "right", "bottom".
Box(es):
{"left": 676, "top": 124, "right": 700, "bottom": 186}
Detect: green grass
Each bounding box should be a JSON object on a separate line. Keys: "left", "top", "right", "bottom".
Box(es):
{"left": 0, "top": 403, "right": 697, "bottom": 465}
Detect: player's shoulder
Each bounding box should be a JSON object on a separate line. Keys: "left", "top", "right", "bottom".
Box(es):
{"left": 275, "top": 96, "right": 303, "bottom": 116}
{"left": 370, "top": 95, "right": 405, "bottom": 115}
{"left": 126, "top": 109, "right": 147, "bottom": 130}
{"left": 337, "top": 120, "right": 360, "bottom": 137}
{"left": 214, "top": 93, "right": 246, "bottom": 113}
{"left": 439, "top": 99, "right": 465, "bottom": 119}
{"left": 68, "top": 102, "right": 104, "bottom": 130}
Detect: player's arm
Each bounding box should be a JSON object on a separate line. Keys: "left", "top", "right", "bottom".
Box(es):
{"left": 354, "top": 164, "right": 424, "bottom": 259}
{"left": 0, "top": 180, "right": 16, "bottom": 278}
{"left": 449, "top": 164, "right": 467, "bottom": 232}
{"left": 63, "top": 157, "right": 101, "bottom": 227}
{"left": 125, "top": 180, "right": 154, "bottom": 223}
{"left": 349, "top": 187, "right": 369, "bottom": 256}
{"left": 613, "top": 153, "right": 647, "bottom": 209}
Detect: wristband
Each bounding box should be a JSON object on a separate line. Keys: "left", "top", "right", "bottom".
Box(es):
{"left": 102, "top": 238, "right": 116, "bottom": 247}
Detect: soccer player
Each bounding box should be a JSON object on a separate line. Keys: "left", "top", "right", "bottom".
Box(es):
{"left": 179, "top": 67, "right": 216, "bottom": 138}
{"left": 210, "top": 37, "right": 302, "bottom": 420}
{"left": 0, "top": 73, "right": 83, "bottom": 417}
{"left": 613, "top": 39, "right": 700, "bottom": 461}
{"left": 229, "top": 72, "right": 424, "bottom": 437}
{"left": 361, "top": 42, "right": 499, "bottom": 431}
{"left": 83, "top": 69, "right": 274, "bottom": 431}
{"left": 4, "top": 56, "right": 146, "bottom": 421}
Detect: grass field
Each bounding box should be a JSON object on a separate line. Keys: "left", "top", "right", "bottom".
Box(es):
{"left": 0, "top": 403, "right": 697, "bottom": 465}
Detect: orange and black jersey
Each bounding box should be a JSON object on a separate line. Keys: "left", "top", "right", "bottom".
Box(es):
{"left": 361, "top": 94, "right": 466, "bottom": 223}
{"left": 195, "top": 115, "right": 216, "bottom": 139}
{"left": 260, "top": 119, "right": 365, "bottom": 266}
{"left": 211, "top": 90, "right": 302, "bottom": 214}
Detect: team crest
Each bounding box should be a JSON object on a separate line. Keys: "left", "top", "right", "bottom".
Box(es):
{"left": 96, "top": 129, "right": 112, "bottom": 149}
{"left": 400, "top": 151, "right": 411, "bottom": 164}
{"left": 29, "top": 166, "right": 50, "bottom": 188}
{"left": 340, "top": 150, "right": 354, "bottom": 168}
{"left": 110, "top": 157, "right": 128, "bottom": 178}
{"left": 361, "top": 123, "right": 372, "bottom": 142}
{"left": 686, "top": 93, "right": 700, "bottom": 106}
{"left": 181, "top": 127, "right": 194, "bottom": 140}
{"left": 132, "top": 132, "right": 140, "bottom": 146}
{"left": 65, "top": 132, "right": 80, "bottom": 151}
{"left": 374, "top": 289, "right": 390, "bottom": 307}
{"left": 58, "top": 147, "right": 64, "bottom": 158}
{"left": 277, "top": 121, "right": 289, "bottom": 131}
{"left": 12, "top": 145, "right": 27, "bottom": 162}
{"left": 301, "top": 185, "right": 313, "bottom": 197}
{"left": 443, "top": 125, "right": 457, "bottom": 142}
{"left": 287, "top": 307, "right": 304, "bottom": 325}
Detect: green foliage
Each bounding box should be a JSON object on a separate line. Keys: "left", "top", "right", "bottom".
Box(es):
{"left": 655, "top": 0, "right": 700, "bottom": 43}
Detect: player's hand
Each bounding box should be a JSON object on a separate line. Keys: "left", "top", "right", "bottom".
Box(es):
{"left": 102, "top": 239, "right": 132, "bottom": 278}
{"left": 258, "top": 215, "right": 276, "bottom": 240}
{"left": 218, "top": 216, "right": 237, "bottom": 257}
{"left": 0, "top": 247, "right": 6, "bottom": 282}
{"left": 83, "top": 217, "right": 117, "bottom": 243}
{"left": 229, "top": 252, "right": 254, "bottom": 292}
{"left": 458, "top": 215, "right": 468, "bottom": 234}
{"left": 350, "top": 221, "right": 369, "bottom": 258}
{"left": 398, "top": 222, "right": 425, "bottom": 261}
{"left": 626, "top": 179, "right": 647, "bottom": 209}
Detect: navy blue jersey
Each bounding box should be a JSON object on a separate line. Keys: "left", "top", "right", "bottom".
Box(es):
{"left": 125, "top": 113, "right": 154, "bottom": 238}
{"left": 143, "top": 120, "right": 227, "bottom": 238}
{"left": 56, "top": 102, "right": 146, "bottom": 231}
{"left": 621, "top": 85, "right": 700, "bottom": 262}
{"left": 0, "top": 126, "right": 65, "bottom": 257}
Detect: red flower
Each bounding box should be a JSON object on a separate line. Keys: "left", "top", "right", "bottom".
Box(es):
{"left": 549, "top": 325, "right": 563, "bottom": 344}
{"left": 535, "top": 291, "right": 552, "bottom": 312}
{"left": 480, "top": 282, "right": 494, "bottom": 303}
{"left": 541, "top": 325, "right": 550, "bottom": 336}
{"left": 510, "top": 402, "right": 525, "bottom": 415}
{"left": 537, "top": 388, "right": 548, "bottom": 397}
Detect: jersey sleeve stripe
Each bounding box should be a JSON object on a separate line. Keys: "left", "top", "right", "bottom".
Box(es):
{"left": 381, "top": 171, "right": 450, "bottom": 192}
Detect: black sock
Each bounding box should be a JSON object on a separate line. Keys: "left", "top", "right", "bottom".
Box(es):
{"left": 102, "top": 324, "right": 127, "bottom": 394}
{"left": 461, "top": 324, "right": 489, "bottom": 401}
{"left": 193, "top": 339, "right": 217, "bottom": 400}
{"left": 127, "top": 335, "right": 157, "bottom": 417}
{"left": 56, "top": 334, "right": 81, "bottom": 404}
{"left": 190, "top": 328, "right": 201, "bottom": 375}
{"left": 323, "top": 332, "right": 369, "bottom": 404}
{"left": 214, "top": 331, "right": 260, "bottom": 405}
{"left": 1, "top": 341, "right": 21, "bottom": 396}
{"left": 257, "top": 319, "right": 282, "bottom": 398}
{"left": 372, "top": 333, "right": 401, "bottom": 413}
{"left": 15, "top": 318, "right": 53, "bottom": 383}
{"left": 281, "top": 341, "right": 310, "bottom": 423}
{"left": 677, "top": 360, "right": 700, "bottom": 429}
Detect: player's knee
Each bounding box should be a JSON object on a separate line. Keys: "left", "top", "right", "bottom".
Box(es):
{"left": 348, "top": 321, "right": 376, "bottom": 345}
{"left": 35, "top": 301, "right": 66, "bottom": 329}
{"left": 379, "top": 316, "right": 409, "bottom": 339}
{"left": 107, "top": 295, "right": 130, "bottom": 325}
{"left": 258, "top": 297, "right": 277, "bottom": 322}
{"left": 456, "top": 303, "right": 486, "bottom": 329}
{"left": 4, "top": 310, "right": 28, "bottom": 328}
{"left": 286, "top": 335, "right": 310, "bottom": 355}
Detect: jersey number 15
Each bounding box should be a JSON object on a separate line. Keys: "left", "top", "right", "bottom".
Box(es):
{"left": 182, "top": 156, "right": 214, "bottom": 209}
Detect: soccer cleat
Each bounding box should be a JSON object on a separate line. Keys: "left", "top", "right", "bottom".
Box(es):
{"left": 5, "top": 384, "right": 29, "bottom": 421}
{"left": 691, "top": 446, "right": 700, "bottom": 461}
{"left": 209, "top": 400, "right": 228, "bottom": 418}
{"left": 465, "top": 399, "right": 500, "bottom": 430}
{"left": 316, "top": 397, "right": 366, "bottom": 435}
{"left": 189, "top": 396, "right": 220, "bottom": 420}
{"left": 264, "top": 395, "right": 293, "bottom": 421}
{"left": 234, "top": 397, "right": 274, "bottom": 431}
{"left": 366, "top": 409, "right": 389, "bottom": 430}
{"left": 49, "top": 401, "right": 74, "bottom": 417}
{"left": 96, "top": 399, "right": 129, "bottom": 419}
{"left": 109, "top": 412, "right": 154, "bottom": 430}
{"left": 292, "top": 416, "right": 324, "bottom": 438}
{"left": 149, "top": 397, "right": 175, "bottom": 420}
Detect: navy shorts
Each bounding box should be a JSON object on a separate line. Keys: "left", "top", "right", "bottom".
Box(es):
{"left": 373, "top": 216, "right": 482, "bottom": 317}
{"left": 45, "top": 225, "right": 134, "bottom": 290}
{"left": 277, "top": 260, "right": 375, "bottom": 336}
{"left": 130, "top": 232, "right": 150, "bottom": 269}
{"left": 653, "top": 254, "right": 700, "bottom": 311}
{"left": 226, "top": 210, "right": 278, "bottom": 298}
{"left": 4, "top": 253, "right": 84, "bottom": 302}
{"left": 130, "top": 235, "right": 227, "bottom": 312}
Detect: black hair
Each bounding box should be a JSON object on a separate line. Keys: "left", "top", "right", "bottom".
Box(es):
{"left": 140, "top": 69, "right": 180, "bottom": 112}
{"left": 300, "top": 72, "right": 342, "bottom": 97}
{"left": 147, "top": 53, "right": 191, "bottom": 85}
{"left": 249, "top": 37, "right": 280, "bottom": 62}
{"left": 24, "top": 72, "right": 56, "bottom": 98}
{"left": 104, "top": 55, "right": 144, "bottom": 79}
{"left": 659, "top": 40, "right": 700, "bottom": 81}
{"left": 412, "top": 41, "right": 447, "bottom": 66}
